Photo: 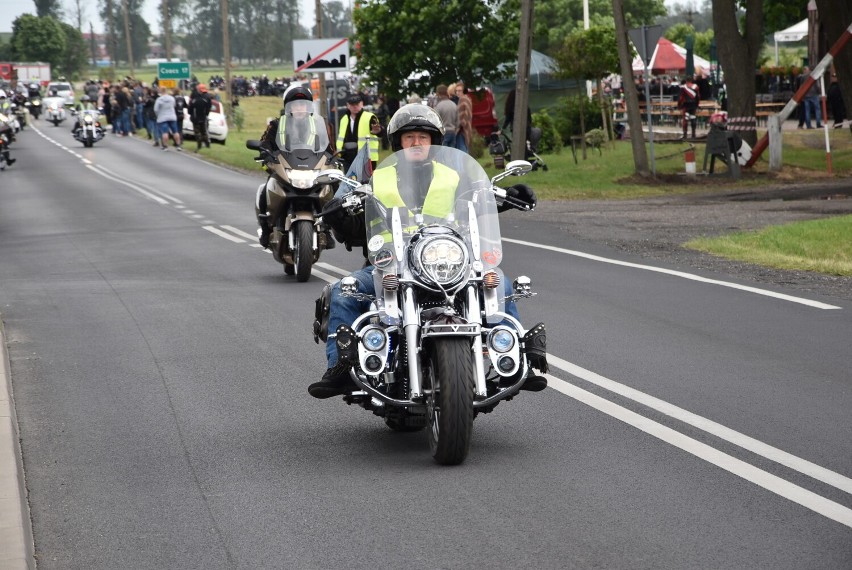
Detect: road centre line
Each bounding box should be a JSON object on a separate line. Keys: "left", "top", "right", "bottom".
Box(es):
{"left": 209, "top": 231, "right": 852, "bottom": 519}
{"left": 547, "top": 373, "right": 852, "bottom": 529}
{"left": 202, "top": 226, "right": 245, "bottom": 243}
{"left": 220, "top": 225, "right": 258, "bottom": 241}
{"left": 502, "top": 237, "right": 842, "bottom": 310}
{"left": 549, "top": 354, "right": 852, "bottom": 495}
{"left": 86, "top": 165, "right": 170, "bottom": 205}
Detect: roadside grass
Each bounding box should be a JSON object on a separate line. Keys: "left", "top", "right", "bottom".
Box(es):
{"left": 684, "top": 215, "right": 852, "bottom": 276}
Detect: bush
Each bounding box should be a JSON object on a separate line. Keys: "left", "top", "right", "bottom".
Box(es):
{"left": 549, "top": 95, "right": 604, "bottom": 147}
{"left": 468, "top": 133, "right": 486, "bottom": 159}
{"left": 532, "top": 110, "right": 562, "bottom": 154}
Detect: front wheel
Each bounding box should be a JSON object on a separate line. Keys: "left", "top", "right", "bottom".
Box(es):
{"left": 293, "top": 220, "right": 314, "bottom": 282}
{"left": 426, "top": 338, "right": 475, "bottom": 465}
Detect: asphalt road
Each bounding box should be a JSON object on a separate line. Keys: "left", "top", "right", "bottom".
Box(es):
{"left": 1, "top": 122, "right": 850, "bottom": 569}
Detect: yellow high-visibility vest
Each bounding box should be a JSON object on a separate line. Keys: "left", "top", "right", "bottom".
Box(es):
{"left": 337, "top": 111, "right": 379, "bottom": 162}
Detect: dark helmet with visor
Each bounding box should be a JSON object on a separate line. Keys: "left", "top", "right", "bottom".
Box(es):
{"left": 387, "top": 103, "right": 444, "bottom": 151}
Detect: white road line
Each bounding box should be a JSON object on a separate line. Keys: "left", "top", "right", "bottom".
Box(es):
{"left": 93, "top": 165, "right": 184, "bottom": 204}
{"left": 547, "top": 374, "right": 852, "bottom": 529}
{"left": 503, "top": 237, "right": 842, "bottom": 310}
{"left": 85, "top": 165, "right": 170, "bottom": 205}
{"left": 312, "top": 269, "right": 340, "bottom": 284}
{"left": 549, "top": 355, "right": 852, "bottom": 495}
{"left": 202, "top": 226, "right": 245, "bottom": 243}
{"left": 315, "top": 261, "right": 350, "bottom": 277}
{"left": 220, "top": 225, "right": 259, "bottom": 240}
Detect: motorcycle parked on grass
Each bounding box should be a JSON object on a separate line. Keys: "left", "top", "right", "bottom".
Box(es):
{"left": 245, "top": 101, "right": 339, "bottom": 282}
{"left": 314, "top": 148, "right": 548, "bottom": 465}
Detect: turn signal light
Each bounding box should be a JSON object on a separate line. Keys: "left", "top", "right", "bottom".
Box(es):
{"left": 483, "top": 271, "right": 500, "bottom": 289}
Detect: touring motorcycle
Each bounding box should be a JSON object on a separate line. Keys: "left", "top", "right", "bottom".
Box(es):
{"left": 245, "top": 103, "right": 338, "bottom": 282}
{"left": 72, "top": 109, "right": 105, "bottom": 147}
{"left": 44, "top": 97, "right": 67, "bottom": 126}
{"left": 314, "top": 147, "right": 547, "bottom": 465}
{"left": 0, "top": 111, "right": 13, "bottom": 170}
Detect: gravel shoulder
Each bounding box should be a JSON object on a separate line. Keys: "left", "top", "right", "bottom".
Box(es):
{"left": 522, "top": 178, "right": 852, "bottom": 301}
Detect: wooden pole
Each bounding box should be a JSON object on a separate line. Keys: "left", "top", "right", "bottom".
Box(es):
{"left": 222, "top": 0, "right": 232, "bottom": 118}
{"left": 512, "top": 0, "right": 533, "bottom": 162}
{"left": 122, "top": 0, "right": 134, "bottom": 77}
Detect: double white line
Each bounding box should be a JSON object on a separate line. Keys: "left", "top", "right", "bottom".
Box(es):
{"left": 205, "top": 223, "right": 852, "bottom": 528}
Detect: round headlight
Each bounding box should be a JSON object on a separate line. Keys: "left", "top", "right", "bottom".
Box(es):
{"left": 365, "top": 355, "right": 383, "bottom": 372}
{"left": 361, "top": 327, "right": 386, "bottom": 351}
{"left": 497, "top": 356, "right": 515, "bottom": 373}
{"left": 415, "top": 236, "right": 468, "bottom": 286}
{"left": 489, "top": 329, "right": 515, "bottom": 353}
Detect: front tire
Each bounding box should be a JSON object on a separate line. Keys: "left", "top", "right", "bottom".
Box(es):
{"left": 293, "top": 220, "right": 314, "bottom": 282}
{"left": 426, "top": 338, "right": 475, "bottom": 465}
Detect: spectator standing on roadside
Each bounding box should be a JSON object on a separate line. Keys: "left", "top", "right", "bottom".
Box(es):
{"left": 433, "top": 84, "right": 458, "bottom": 147}
{"left": 133, "top": 81, "right": 145, "bottom": 132}
{"left": 189, "top": 83, "right": 212, "bottom": 151}
{"left": 336, "top": 93, "right": 380, "bottom": 173}
{"left": 677, "top": 75, "right": 700, "bottom": 140}
{"left": 373, "top": 94, "right": 390, "bottom": 150}
{"left": 455, "top": 85, "right": 473, "bottom": 153}
{"left": 154, "top": 86, "right": 183, "bottom": 151}
{"left": 802, "top": 67, "right": 822, "bottom": 129}
{"left": 143, "top": 87, "right": 159, "bottom": 145}
{"left": 827, "top": 73, "right": 846, "bottom": 128}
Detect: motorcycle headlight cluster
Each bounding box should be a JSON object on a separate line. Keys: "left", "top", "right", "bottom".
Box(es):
{"left": 412, "top": 235, "right": 469, "bottom": 288}
{"left": 359, "top": 326, "right": 388, "bottom": 375}
{"left": 287, "top": 169, "right": 319, "bottom": 190}
{"left": 83, "top": 115, "right": 93, "bottom": 124}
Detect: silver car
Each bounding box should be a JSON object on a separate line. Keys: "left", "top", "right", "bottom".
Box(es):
{"left": 46, "top": 82, "right": 75, "bottom": 106}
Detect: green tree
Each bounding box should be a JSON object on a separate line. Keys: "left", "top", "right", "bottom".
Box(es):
{"left": 814, "top": 0, "right": 852, "bottom": 132}
{"left": 711, "top": 0, "right": 763, "bottom": 146}
{"left": 10, "top": 14, "right": 67, "bottom": 69}
{"left": 529, "top": 0, "right": 666, "bottom": 53}
{"left": 554, "top": 26, "right": 620, "bottom": 146}
{"left": 99, "top": 0, "right": 150, "bottom": 66}
{"left": 34, "top": 0, "right": 62, "bottom": 19}
{"left": 664, "top": 23, "right": 714, "bottom": 59}
{"left": 353, "top": 0, "right": 519, "bottom": 97}
{"left": 177, "top": 0, "right": 223, "bottom": 63}
{"left": 319, "top": 1, "right": 353, "bottom": 38}
{"left": 58, "top": 21, "right": 89, "bottom": 79}
{"left": 763, "top": 0, "right": 807, "bottom": 35}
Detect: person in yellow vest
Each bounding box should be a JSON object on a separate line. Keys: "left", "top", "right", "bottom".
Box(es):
{"left": 310, "top": 103, "right": 541, "bottom": 399}
{"left": 337, "top": 93, "right": 381, "bottom": 174}
{"left": 255, "top": 84, "right": 336, "bottom": 251}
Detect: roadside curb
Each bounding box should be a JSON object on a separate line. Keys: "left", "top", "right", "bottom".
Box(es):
{"left": 0, "top": 316, "right": 36, "bottom": 569}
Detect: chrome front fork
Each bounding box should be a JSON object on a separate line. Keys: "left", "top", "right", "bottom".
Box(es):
{"left": 402, "top": 286, "right": 423, "bottom": 399}
{"left": 467, "top": 285, "right": 488, "bottom": 398}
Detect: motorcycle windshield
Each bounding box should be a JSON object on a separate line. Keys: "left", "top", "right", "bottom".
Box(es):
{"left": 365, "top": 146, "right": 503, "bottom": 272}
{"left": 275, "top": 101, "right": 329, "bottom": 156}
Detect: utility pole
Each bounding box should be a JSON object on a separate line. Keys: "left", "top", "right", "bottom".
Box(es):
{"left": 316, "top": 0, "right": 328, "bottom": 120}
{"left": 512, "top": 0, "right": 533, "bottom": 162}
{"left": 89, "top": 21, "right": 98, "bottom": 70}
{"left": 122, "top": 0, "right": 134, "bottom": 77}
{"left": 162, "top": 0, "right": 173, "bottom": 61}
{"left": 222, "top": 0, "right": 232, "bottom": 119}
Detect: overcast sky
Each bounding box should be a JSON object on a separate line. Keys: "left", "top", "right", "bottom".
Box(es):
{"left": 0, "top": 0, "right": 681, "bottom": 35}
{"left": 0, "top": 0, "right": 317, "bottom": 33}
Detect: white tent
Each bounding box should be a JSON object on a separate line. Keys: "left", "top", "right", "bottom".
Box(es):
{"left": 773, "top": 19, "right": 808, "bottom": 64}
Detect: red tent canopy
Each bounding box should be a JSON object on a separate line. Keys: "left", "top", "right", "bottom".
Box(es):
{"left": 632, "top": 38, "right": 712, "bottom": 76}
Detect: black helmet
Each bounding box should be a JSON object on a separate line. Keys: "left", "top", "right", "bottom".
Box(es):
{"left": 283, "top": 84, "right": 312, "bottom": 105}
{"left": 387, "top": 103, "right": 444, "bottom": 151}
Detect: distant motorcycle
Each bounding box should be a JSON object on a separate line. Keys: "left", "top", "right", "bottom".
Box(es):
{"left": 245, "top": 99, "right": 339, "bottom": 281}
{"left": 0, "top": 112, "right": 14, "bottom": 170}
{"left": 44, "top": 97, "right": 67, "bottom": 126}
{"left": 27, "top": 95, "right": 42, "bottom": 120}
{"left": 72, "top": 109, "right": 105, "bottom": 148}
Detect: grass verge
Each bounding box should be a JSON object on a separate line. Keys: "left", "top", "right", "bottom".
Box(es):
{"left": 684, "top": 215, "right": 852, "bottom": 276}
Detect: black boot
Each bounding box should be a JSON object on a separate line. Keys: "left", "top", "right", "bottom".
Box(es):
{"left": 258, "top": 222, "right": 270, "bottom": 248}
{"left": 3, "top": 151, "right": 14, "bottom": 166}
{"left": 308, "top": 362, "right": 355, "bottom": 399}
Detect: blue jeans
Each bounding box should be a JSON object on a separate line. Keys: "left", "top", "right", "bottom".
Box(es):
{"left": 146, "top": 116, "right": 158, "bottom": 139}
{"left": 135, "top": 103, "right": 144, "bottom": 131}
{"left": 325, "top": 265, "right": 521, "bottom": 366}
{"left": 442, "top": 131, "right": 457, "bottom": 147}
{"left": 804, "top": 95, "right": 822, "bottom": 128}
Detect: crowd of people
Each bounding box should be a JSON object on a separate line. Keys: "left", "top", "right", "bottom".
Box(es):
{"left": 73, "top": 77, "right": 216, "bottom": 152}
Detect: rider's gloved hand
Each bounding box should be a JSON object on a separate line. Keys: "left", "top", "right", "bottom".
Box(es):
{"left": 499, "top": 184, "right": 537, "bottom": 212}
{"left": 321, "top": 197, "right": 349, "bottom": 228}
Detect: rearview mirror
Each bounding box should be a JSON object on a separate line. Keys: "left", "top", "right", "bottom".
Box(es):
{"left": 505, "top": 160, "right": 532, "bottom": 174}
{"left": 245, "top": 139, "right": 261, "bottom": 151}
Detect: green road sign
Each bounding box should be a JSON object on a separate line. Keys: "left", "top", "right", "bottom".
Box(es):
{"left": 157, "top": 62, "right": 191, "bottom": 80}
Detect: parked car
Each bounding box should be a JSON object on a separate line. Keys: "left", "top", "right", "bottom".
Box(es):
{"left": 181, "top": 97, "right": 228, "bottom": 144}
{"left": 46, "top": 82, "right": 75, "bottom": 106}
